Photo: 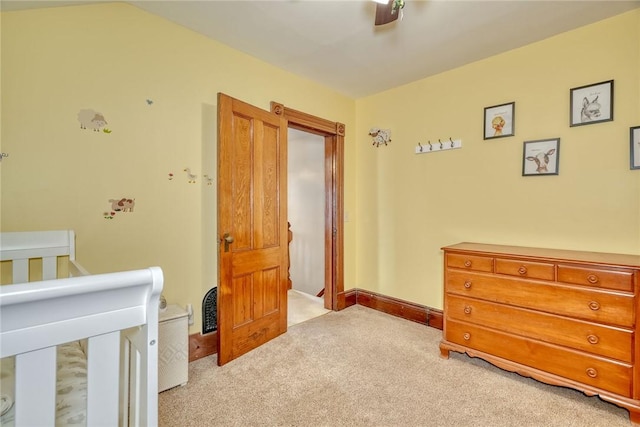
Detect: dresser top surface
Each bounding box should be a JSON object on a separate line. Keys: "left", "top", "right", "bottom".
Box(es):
{"left": 443, "top": 242, "right": 640, "bottom": 268}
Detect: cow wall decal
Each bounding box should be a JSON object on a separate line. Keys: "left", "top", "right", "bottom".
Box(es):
{"left": 103, "top": 198, "right": 136, "bottom": 219}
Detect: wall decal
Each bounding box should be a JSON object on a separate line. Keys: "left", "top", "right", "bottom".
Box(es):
{"left": 146, "top": 99, "right": 154, "bottom": 105}
{"left": 103, "top": 198, "right": 135, "bottom": 219}
{"left": 78, "top": 109, "right": 108, "bottom": 132}
{"left": 103, "top": 128, "right": 112, "bottom": 134}
{"left": 184, "top": 168, "right": 197, "bottom": 183}
{"left": 168, "top": 172, "right": 174, "bottom": 181}
{"left": 204, "top": 174, "right": 213, "bottom": 186}
{"left": 108, "top": 198, "right": 136, "bottom": 212}
{"left": 369, "top": 128, "right": 391, "bottom": 147}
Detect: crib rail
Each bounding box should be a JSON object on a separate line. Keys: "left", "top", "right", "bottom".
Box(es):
{"left": 0, "top": 230, "right": 163, "bottom": 427}
{"left": 0, "top": 230, "right": 76, "bottom": 260}
{"left": 69, "top": 259, "right": 91, "bottom": 277}
{"left": 0, "top": 267, "right": 163, "bottom": 426}
{"left": 0, "top": 268, "right": 163, "bottom": 356}
{"left": 1, "top": 230, "right": 78, "bottom": 282}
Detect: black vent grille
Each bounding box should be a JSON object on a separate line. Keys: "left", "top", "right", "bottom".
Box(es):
{"left": 202, "top": 287, "right": 217, "bottom": 334}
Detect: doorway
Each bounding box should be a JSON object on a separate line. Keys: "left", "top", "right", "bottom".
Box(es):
{"left": 287, "top": 128, "right": 331, "bottom": 326}
{"left": 270, "top": 101, "right": 345, "bottom": 312}
{"left": 288, "top": 128, "right": 325, "bottom": 297}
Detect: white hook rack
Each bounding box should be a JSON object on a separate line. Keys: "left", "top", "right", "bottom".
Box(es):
{"left": 415, "top": 138, "right": 462, "bottom": 154}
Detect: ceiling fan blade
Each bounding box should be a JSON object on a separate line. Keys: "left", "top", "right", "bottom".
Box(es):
{"left": 375, "top": 2, "right": 399, "bottom": 26}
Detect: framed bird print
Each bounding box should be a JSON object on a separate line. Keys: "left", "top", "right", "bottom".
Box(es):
{"left": 484, "top": 102, "right": 515, "bottom": 140}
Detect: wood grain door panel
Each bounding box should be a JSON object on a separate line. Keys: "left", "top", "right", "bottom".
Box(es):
{"left": 218, "top": 93, "right": 288, "bottom": 365}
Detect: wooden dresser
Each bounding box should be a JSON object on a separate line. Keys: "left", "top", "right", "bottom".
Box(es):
{"left": 440, "top": 242, "right": 640, "bottom": 424}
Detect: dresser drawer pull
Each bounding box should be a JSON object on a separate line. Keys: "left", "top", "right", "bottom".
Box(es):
{"left": 463, "top": 281, "right": 472, "bottom": 289}
{"left": 588, "top": 301, "right": 601, "bottom": 311}
{"left": 587, "top": 334, "right": 599, "bottom": 345}
{"left": 463, "top": 306, "right": 472, "bottom": 315}
{"left": 586, "top": 368, "right": 598, "bottom": 378}
{"left": 464, "top": 260, "right": 472, "bottom": 268}
{"left": 463, "top": 333, "right": 471, "bottom": 341}
{"left": 587, "top": 274, "right": 599, "bottom": 284}
{"left": 518, "top": 266, "right": 528, "bottom": 275}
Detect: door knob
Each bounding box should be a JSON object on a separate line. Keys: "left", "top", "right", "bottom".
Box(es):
{"left": 223, "top": 233, "right": 234, "bottom": 252}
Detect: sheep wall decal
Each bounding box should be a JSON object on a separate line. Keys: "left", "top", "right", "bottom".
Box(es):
{"left": 77, "top": 109, "right": 108, "bottom": 132}
{"left": 369, "top": 128, "right": 391, "bottom": 147}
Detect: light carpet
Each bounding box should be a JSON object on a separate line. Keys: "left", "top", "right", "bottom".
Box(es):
{"left": 287, "top": 289, "right": 331, "bottom": 327}
{"left": 159, "top": 305, "right": 630, "bottom": 427}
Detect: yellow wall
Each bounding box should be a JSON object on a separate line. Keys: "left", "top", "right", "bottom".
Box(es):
{"left": 355, "top": 9, "right": 640, "bottom": 309}
{"left": 0, "top": 3, "right": 356, "bottom": 332}
{"left": 2, "top": 3, "right": 639, "bottom": 328}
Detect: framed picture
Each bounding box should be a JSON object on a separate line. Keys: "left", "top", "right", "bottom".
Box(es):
{"left": 522, "top": 138, "right": 560, "bottom": 176}
{"left": 484, "top": 102, "right": 515, "bottom": 140}
{"left": 631, "top": 126, "right": 640, "bottom": 170}
{"left": 570, "top": 80, "right": 613, "bottom": 127}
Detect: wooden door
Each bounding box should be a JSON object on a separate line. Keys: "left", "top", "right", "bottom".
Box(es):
{"left": 217, "top": 93, "right": 288, "bottom": 366}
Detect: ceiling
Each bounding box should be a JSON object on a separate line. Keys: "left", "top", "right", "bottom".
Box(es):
{"left": 3, "top": 0, "right": 640, "bottom": 98}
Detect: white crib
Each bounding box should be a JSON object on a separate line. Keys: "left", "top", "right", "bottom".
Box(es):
{"left": 0, "top": 230, "right": 163, "bottom": 426}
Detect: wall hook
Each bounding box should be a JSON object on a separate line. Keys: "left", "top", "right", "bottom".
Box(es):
{"left": 415, "top": 138, "right": 462, "bottom": 155}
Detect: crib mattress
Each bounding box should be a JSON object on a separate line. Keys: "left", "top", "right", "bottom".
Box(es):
{"left": 0, "top": 341, "right": 88, "bottom": 426}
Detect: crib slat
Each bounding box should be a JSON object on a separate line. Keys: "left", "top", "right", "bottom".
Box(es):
{"left": 12, "top": 258, "right": 29, "bottom": 283}
{"left": 87, "top": 332, "right": 120, "bottom": 426}
{"left": 120, "top": 337, "right": 131, "bottom": 426}
{"left": 15, "top": 346, "right": 56, "bottom": 426}
{"left": 129, "top": 342, "right": 142, "bottom": 426}
{"left": 42, "top": 256, "right": 58, "bottom": 280}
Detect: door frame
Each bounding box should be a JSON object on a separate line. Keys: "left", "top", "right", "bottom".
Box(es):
{"left": 270, "top": 102, "right": 346, "bottom": 310}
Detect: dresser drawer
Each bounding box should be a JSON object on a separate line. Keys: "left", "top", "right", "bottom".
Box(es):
{"left": 558, "top": 264, "right": 635, "bottom": 292}
{"left": 445, "top": 319, "right": 633, "bottom": 396}
{"left": 495, "top": 258, "right": 554, "bottom": 281}
{"left": 446, "top": 270, "right": 634, "bottom": 327}
{"left": 446, "top": 294, "right": 633, "bottom": 362}
{"left": 446, "top": 253, "right": 493, "bottom": 272}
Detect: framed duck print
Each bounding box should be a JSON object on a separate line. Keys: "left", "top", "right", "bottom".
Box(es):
{"left": 484, "top": 102, "right": 515, "bottom": 140}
